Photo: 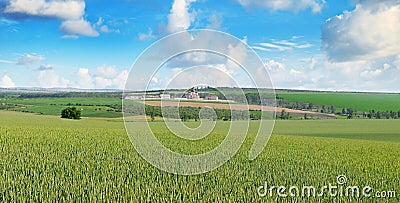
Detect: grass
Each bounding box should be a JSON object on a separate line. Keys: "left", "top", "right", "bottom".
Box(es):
{"left": 0, "top": 111, "right": 399, "bottom": 202}
{"left": 277, "top": 91, "right": 400, "bottom": 112}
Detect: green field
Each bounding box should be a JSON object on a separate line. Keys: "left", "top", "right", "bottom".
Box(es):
{"left": 0, "top": 97, "right": 123, "bottom": 118}
{"left": 0, "top": 111, "right": 398, "bottom": 202}
{"left": 277, "top": 91, "right": 400, "bottom": 112}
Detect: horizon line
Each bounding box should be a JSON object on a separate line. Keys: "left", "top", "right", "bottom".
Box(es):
{"left": 1, "top": 87, "right": 399, "bottom": 94}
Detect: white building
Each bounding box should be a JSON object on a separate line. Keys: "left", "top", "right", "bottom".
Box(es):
{"left": 160, "top": 94, "right": 171, "bottom": 99}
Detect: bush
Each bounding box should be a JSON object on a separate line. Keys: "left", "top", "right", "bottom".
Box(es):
{"left": 61, "top": 107, "right": 81, "bottom": 120}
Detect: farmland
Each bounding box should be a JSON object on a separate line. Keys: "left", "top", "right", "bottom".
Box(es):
{"left": 277, "top": 91, "right": 400, "bottom": 112}
{"left": 0, "top": 111, "right": 399, "bottom": 202}
{"left": 0, "top": 97, "right": 123, "bottom": 118}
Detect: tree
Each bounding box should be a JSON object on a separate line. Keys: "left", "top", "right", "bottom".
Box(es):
{"left": 376, "top": 111, "right": 381, "bottom": 119}
{"left": 308, "top": 103, "right": 314, "bottom": 111}
{"left": 347, "top": 112, "right": 354, "bottom": 119}
{"left": 61, "top": 107, "right": 81, "bottom": 120}
{"left": 390, "top": 110, "right": 395, "bottom": 119}
{"left": 330, "top": 105, "right": 336, "bottom": 114}
{"left": 279, "top": 109, "right": 290, "bottom": 120}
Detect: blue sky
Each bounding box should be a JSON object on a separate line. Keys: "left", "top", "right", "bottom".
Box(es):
{"left": 0, "top": 0, "right": 399, "bottom": 92}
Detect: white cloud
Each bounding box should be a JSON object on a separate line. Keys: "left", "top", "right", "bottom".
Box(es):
{"left": 4, "top": 0, "right": 85, "bottom": 20}
{"left": 138, "top": 28, "right": 155, "bottom": 41}
{"left": 263, "top": 59, "right": 309, "bottom": 89}
{"left": 255, "top": 39, "right": 313, "bottom": 52}
{"left": 322, "top": 1, "right": 400, "bottom": 62}
{"left": 95, "top": 65, "right": 128, "bottom": 89}
{"left": 4, "top": 0, "right": 99, "bottom": 38}
{"left": 289, "top": 69, "right": 302, "bottom": 76}
{"left": 383, "top": 63, "right": 391, "bottom": 71}
{"left": 265, "top": 60, "right": 285, "bottom": 71}
{"left": 113, "top": 70, "right": 128, "bottom": 89}
{"left": 92, "top": 65, "right": 129, "bottom": 89}
{"left": 60, "top": 19, "right": 99, "bottom": 37}
{"left": 167, "top": 0, "right": 196, "bottom": 33}
{"left": 227, "top": 37, "right": 248, "bottom": 71}
{"left": 251, "top": 46, "right": 272, "bottom": 52}
{"left": 36, "top": 69, "right": 71, "bottom": 88}
{"left": 160, "top": 66, "right": 238, "bottom": 89}
{"left": 313, "top": 0, "right": 400, "bottom": 92}
{"left": 76, "top": 68, "right": 93, "bottom": 88}
{"left": 16, "top": 54, "right": 45, "bottom": 65}
{"left": 37, "top": 70, "right": 60, "bottom": 88}
{"left": 360, "top": 69, "right": 382, "bottom": 78}
{"left": 100, "top": 25, "right": 110, "bottom": 33}
{"left": 94, "top": 77, "right": 113, "bottom": 89}
{"left": 206, "top": 13, "right": 223, "bottom": 29}
{"left": 95, "top": 69, "right": 128, "bottom": 89}
{"left": 61, "top": 35, "right": 79, "bottom": 39}
{"left": 309, "top": 57, "right": 317, "bottom": 70}
{"left": 96, "top": 65, "right": 118, "bottom": 79}
{"left": 1, "top": 75, "right": 16, "bottom": 88}
{"left": 236, "top": 0, "right": 325, "bottom": 13}
{"left": 30, "top": 65, "right": 128, "bottom": 89}
{"left": 95, "top": 17, "right": 120, "bottom": 34}
{"left": 258, "top": 42, "right": 291, "bottom": 51}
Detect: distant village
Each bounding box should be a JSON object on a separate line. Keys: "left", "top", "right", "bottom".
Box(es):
{"left": 124, "top": 88, "right": 219, "bottom": 101}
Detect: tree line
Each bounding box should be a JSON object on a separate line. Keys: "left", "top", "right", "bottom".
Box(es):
{"left": 276, "top": 98, "right": 400, "bottom": 119}
{"left": 124, "top": 104, "right": 265, "bottom": 121}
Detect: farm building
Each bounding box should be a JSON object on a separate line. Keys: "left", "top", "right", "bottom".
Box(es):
{"left": 159, "top": 94, "right": 171, "bottom": 99}
{"left": 205, "top": 95, "right": 218, "bottom": 100}
{"left": 185, "top": 91, "right": 200, "bottom": 100}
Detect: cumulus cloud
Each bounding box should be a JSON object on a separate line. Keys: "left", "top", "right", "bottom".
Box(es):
{"left": 96, "top": 65, "right": 118, "bottom": 79}
{"left": 4, "top": 0, "right": 85, "bottom": 20}
{"left": 95, "top": 65, "right": 128, "bottom": 89}
{"left": 76, "top": 68, "right": 93, "bottom": 88}
{"left": 60, "top": 19, "right": 99, "bottom": 37}
{"left": 157, "top": 66, "right": 238, "bottom": 90}
{"left": 166, "top": 0, "right": 196, "bottom": 33}
{"left": 32, "top": 66, "right": 128, "bottom": 89}
{"left": 1, "top": 75, "right": 16, "bottom": 88}
{"left": 37, "top": 69, "right": 61, "bottom": 88}
{"left": 265, "top": 60, "right": 286, "bottom": 71}
{"left": 263, "top": 59, "right": 308, "bottom": 89}
{"left": 139, "top": 0, "right": 202, "bottom": 39}
{"left": 16, "top": 54, "right": 44, "bottom": 65}
{"left": 315, "top": 0, "right": 400, "bottom": 92}
{"left": 3, "top": 0, "right": 99, "bottom": 38}
{"left": 236, "top": 0, "right": 325, "bottom": 13}
{"left": 227, "top": 37, "right": 248, "bottom": 71}
{"left": 322, "top": 0, "right": 400, "bottom": 62}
